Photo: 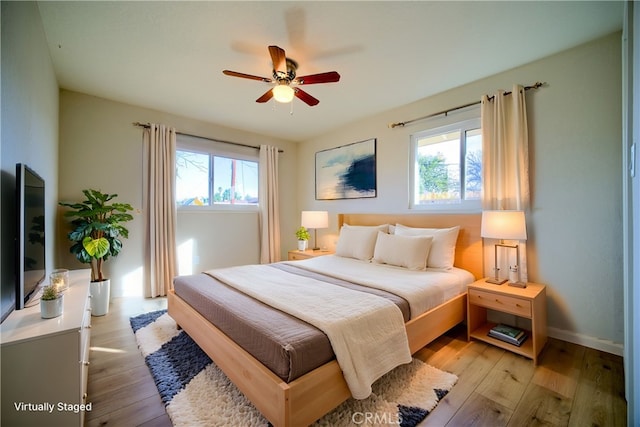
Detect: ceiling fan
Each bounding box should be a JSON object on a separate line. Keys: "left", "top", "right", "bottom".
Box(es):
{"left": 223, "top": 45, "right": 340, "bottom": 107}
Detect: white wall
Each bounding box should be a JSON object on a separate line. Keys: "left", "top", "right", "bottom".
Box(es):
{"left": 298, "top": 33, "right": 623, "bottom": 352}
{"left": 1, "top": 2, "right": 59, "bottom": 316}
{"left": 57, "top": 90, "right": 298, "bottom": 297}
{"left": 176, "top": 211, "right": 260, "bottom": 274}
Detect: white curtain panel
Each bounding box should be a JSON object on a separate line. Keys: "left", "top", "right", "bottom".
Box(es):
{"left": 259, "top": 145, "right": 281, "bottom": 263}
{"left": 481, "top": 84, "right": 530, "bottom": 210}
{"left": 143, "top": 124, "right": 178, "bottom": 297}
{"left": 481, "top": 85, "right": 530, "bottom": 281}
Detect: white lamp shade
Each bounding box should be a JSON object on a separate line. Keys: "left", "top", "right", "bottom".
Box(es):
{"left": 481, "top": 210, "right": 527, "bottom": 240}
{"left": 301, "top": 211, "right": 328, "bottom": 229}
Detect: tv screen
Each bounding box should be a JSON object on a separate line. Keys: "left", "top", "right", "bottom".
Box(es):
{"left": 15, "top": 163, "right": 46, "bottom": 310}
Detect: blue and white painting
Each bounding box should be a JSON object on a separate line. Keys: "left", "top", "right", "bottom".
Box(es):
{"left": 315, "top": 138, "right": 377, "bottom": 200}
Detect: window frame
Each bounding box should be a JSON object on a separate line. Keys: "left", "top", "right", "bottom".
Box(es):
{"left": 176, "top": 134, "right": 260, "bottom": 212}
{"left": 409, "top": 117, "right": 482, "bottom": 212}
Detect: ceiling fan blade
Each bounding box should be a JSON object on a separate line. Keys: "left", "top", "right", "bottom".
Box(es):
{"left": 268, "top": 45, "right": 287, "bottom": 74}
{"left": 294, "top": 88, "right": 320, "bottom": 106}
{"left": 256, "top": 89, "right": 274, "bottom": 103}
{"left": 295, "top": 71, "right": 341, "bottom": 85}
{"left": 223, "top": 70, "right": 272, "bottom": 82}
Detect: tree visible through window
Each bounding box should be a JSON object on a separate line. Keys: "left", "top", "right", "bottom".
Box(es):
{"left": 410, "top": 119, "right": 481, "bottom": 209}
{"left": 176, "top": 149, "right": 258, "bottom": 207}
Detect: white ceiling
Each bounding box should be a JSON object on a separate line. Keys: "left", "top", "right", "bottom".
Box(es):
{"left": 37, "top": 1, "right": 623, "bottom": 142}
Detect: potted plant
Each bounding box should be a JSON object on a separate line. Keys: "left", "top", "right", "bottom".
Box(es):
{"left": 295, "top": 226, "right": 310, "bottom": 251}
{"left": 59, "top": 189, "right": 134, "bottom": 316}
{"left": 40, "top": 285, "right": 63, "bottom": 319}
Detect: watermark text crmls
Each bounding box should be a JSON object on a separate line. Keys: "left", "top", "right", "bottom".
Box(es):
{"left": 352, "top": 411, "right": 402, "bottom": 425}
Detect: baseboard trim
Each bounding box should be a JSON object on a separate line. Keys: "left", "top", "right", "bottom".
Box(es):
{"left": 548, "top": 327, "right": 623, "bottom": 356}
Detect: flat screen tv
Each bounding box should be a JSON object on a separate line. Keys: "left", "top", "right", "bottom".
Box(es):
{"left": 15, "top": 163, "right": 46, "bottom": 310}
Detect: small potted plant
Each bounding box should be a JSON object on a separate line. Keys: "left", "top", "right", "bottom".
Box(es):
{"left": 295, "top": 226, "right": 310, "bottom": 251}
{"left": 40, "top": 285, "right": 63, "bottom": 319}
{"left": 59, "top": 189, "right": 134, "bottom": 316}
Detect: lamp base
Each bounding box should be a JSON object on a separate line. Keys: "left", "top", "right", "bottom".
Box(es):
{"left": 485, "top": 277, "right": 508, "bottom": 285}
{"left": 508, "top": 281, "right": 527, "bottom": 288}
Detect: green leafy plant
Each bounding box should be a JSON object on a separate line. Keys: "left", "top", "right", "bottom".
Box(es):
{"left": 295, "top": 226, "right": 310, "bottom": 241}
{"left": 59, "top": 189, "right": 134, "bottom": 282}
{"left": 41, "top": 285, "right": 60, "bottom": 301}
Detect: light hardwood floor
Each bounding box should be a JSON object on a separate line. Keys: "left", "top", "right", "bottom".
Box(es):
{"left": 85, "top": 296, "right": 626, "bottom": 426}
{"left": 85, "top": 296, "right": 170, "bottom": 427}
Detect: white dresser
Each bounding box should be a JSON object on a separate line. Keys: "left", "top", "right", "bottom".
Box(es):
{"left": 1, "top": 269, "right": 92, "bottom": 427}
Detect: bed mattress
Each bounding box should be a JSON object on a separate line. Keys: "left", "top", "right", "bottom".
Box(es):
{"left": 173, "top": 260, "right": 470, "bottom": 383}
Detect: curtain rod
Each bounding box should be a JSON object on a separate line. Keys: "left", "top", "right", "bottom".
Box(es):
{"left": 387, "top": 81, "right": 545, "bottom": 129}
{"left": 132, "top": 122, "right": 284, "bottom": 153}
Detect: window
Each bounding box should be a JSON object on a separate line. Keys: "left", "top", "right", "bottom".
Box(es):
{"left": 176, "top": 135, "right": 259, "bottom": 209}
{"left": 410, "top": 118, "right": 482, "bottom": 210}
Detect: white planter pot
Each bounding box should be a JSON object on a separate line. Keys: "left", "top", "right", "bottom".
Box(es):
{"left": 297, "top": 240, "right": 308, "bottom": 251}
{"left": 90, "top": 279, "right": 110, "bottom": 316}
{"left": 41, "top": 295, "right": 64, "bottom": 319}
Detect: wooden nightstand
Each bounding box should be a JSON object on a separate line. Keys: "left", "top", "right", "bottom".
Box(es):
{"left": 467, "top": 278, "right": 547, "bottom": 364}
{"left": 288, "top": 249, "right": 334, "bottom": 261}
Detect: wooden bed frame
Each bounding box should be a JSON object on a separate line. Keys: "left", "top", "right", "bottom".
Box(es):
{"left": 168, "top": 213, "right": 483, "bottom": 426}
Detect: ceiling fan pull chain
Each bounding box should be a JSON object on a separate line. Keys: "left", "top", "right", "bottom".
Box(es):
{"left": 290, "top": 100, "right": 294, "bottom": 116}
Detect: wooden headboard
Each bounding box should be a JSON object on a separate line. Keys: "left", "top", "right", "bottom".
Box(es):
{"left": 338, "top": 213, "right": 483, "bottom": 280}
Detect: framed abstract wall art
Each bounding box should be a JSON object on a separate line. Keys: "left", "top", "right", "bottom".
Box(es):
{"left": 315, "top": 138, "right": 377, "bottom": 200}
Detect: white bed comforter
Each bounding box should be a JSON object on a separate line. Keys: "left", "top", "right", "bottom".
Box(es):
{"left": 207, "top": 264, "right": 411, "bottom": 400}
{"left": 289, "top": 255, "right": 473, "bottom": 318}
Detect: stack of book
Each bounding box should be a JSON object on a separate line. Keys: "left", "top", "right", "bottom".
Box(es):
{"left": 488, "top": 324, "right": 527, "bottom": 346}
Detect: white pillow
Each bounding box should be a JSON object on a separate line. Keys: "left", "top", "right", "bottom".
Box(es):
{"left": 394, "top": 224, "right": 460, "bottom": 269}
{"left": 372, "top": 231, "right": 433, "bottom": 270}
{"left": 335, "top": 224, "right": 389, "bottom": 261}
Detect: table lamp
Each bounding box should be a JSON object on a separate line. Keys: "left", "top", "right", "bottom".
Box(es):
{"left": 481, "top": 210, "right": 527, "bottom": 285}
{"left": 301, "top": 211, "right": 328, "bottom": 251}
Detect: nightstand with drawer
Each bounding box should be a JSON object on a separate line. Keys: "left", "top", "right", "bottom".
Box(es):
{"left": 288, "top": 249, "right": 334, "bottom": 260}
{"left": 467, "top": 279, "right": 547, "bottom": 364}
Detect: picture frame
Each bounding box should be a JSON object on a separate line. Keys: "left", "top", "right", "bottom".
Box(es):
{"left": 315, "top": 138, "right": 377, "bottom": 200}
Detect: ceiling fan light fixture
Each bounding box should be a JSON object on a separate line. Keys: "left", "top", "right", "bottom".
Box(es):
{"left": 223, "top": 45, "right": 339, "bottom": 106}
{"left": 272, "top": 84, "right": 295, "bottom": 103}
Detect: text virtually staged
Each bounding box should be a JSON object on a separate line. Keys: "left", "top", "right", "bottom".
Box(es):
{"left": 12, "top": 401, "right": 92, "bottom": 414}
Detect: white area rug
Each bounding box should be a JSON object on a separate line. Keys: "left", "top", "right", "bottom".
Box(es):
{"left": 131, "top": 310, "right": 457, "bottom": 426}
